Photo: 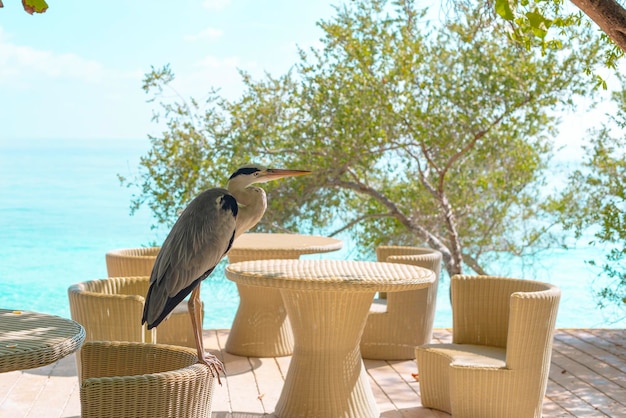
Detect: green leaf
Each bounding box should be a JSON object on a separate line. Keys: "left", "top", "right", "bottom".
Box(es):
{"left": 526, "top": 11, "right": 552, "bottom": 39}
{"left": 495, "top": 0, "right": 516, "bottom": 21}
{"left": 22, "top": 0, "right": 48, "bottom": 14}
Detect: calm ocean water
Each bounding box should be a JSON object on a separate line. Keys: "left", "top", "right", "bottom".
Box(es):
{"left": 0, "top": 138, "right": 624, "bottom": 329}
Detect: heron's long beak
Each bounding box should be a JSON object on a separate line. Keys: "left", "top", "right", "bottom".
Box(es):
{"left": 260, "top": 168, "right": 311, "bottom": 182}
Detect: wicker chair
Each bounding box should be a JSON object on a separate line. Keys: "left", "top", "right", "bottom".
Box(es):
{"left": 360, "top": 246, "right": 442, "bottom": 360}
{"left": 68, "top": 276, "right": 201, "bottom": 348}
{"left": 416, "top": 275, "right": 561, "bottom": 418}
{"left": 79, "top": 341, "right": 215, "bottom": 418}
{"left": 105, "top": 247, "right": 160, "bottom": 277}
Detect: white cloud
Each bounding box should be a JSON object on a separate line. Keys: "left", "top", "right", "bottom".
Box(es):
{"left": 0, "top": 28, "right": 106, "bottom": 85}
{"left": 184, "top": 27, "right": 224, "bottom": 42}
{"left": 0, "top": 27, "right": 145, "bottom": 89}
{"left": 202, "top": 0, "right": 231, "bottom": 11}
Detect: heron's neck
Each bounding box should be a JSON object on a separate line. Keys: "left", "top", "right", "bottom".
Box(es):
{"left": 229, "top": 186, "right": 267, "bottom": 239}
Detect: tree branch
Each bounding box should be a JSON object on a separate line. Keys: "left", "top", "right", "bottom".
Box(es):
{"left": 328, "top": 213, "right": 393, "bottom": 237}
{"left": 330, "top": 177, "right": 452, "bottom": 260}
{"left": 570, "top": 0, "right": 626, "bottom": 53}
{"left": 332, "top": 178, "right": 412, "bottom": 225}
{"left": 462, "top": 253, "right": 489, "bottom": 275}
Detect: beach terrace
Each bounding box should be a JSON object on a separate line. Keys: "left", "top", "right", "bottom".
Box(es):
{"left": 1, "top": 327, "right": 624, "bottom": 418}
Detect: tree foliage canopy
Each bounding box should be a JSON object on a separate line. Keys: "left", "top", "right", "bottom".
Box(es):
{"left": 558, "top": 81, "right": 626, "bottom": 315}
{"left": 123, "top": 0, "right": 603, "bottom": 279}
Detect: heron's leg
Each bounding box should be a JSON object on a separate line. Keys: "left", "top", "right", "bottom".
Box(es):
{"left": 189, "top": 286, "right": 225, "bottom": 384}
{"left": 189, "top": 286, "right": 205, "bottom": 357}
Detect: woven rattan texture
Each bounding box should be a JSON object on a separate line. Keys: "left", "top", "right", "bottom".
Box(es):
{"left": 226, "top": 259, "right": 435, "bottom": 292}
{"left": 416, "top": 275, "right": 561, "bottom": 418}
{"left": 225, "top": 235, "right": 342, "bottom": 357}
{"left": 361, "top": 246, "right": 443, "bottom": 360}
{"left": 224, "top": 258, "right": 435, "bottom": 416}
{"left": 227, "top": 233, "right": 343, "bottom": 263}
{"left": 80, "top": 341, "right": 215, "bottom": 418}
{"left": 105, "top": 247, "right": 160, "bottom": 277}
{"left": 0, "top": 309, "right": 85, "bottom": 372}
{"left": 68, "top": 276, "right": 200, "bottom": 348}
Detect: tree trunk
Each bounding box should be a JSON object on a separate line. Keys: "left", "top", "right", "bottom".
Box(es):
{"left": 571, "top": 0, "right": 626, "bottom": 52}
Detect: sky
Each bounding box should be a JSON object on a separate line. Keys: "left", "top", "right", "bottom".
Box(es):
{"left": 0, "top": 0, "right": 621, "bottom": 159}
{"left": 0, "top": 0, "right": 338, "bottom": 141}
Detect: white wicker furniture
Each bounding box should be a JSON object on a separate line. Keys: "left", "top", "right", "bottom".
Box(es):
{"left": 416, "top": 275, "right": 561, "bottom": 418}
{"left": 225, "top": 233, "right": 343, "bottom": 357}
{"left": 79, "top": 341, "right": 215, "bottom": 418}
{"left": 361, "top": 246, "right": 442, "bottom": 360}
{"left": 225, "top": 259, "right": 435, "bottom": 418}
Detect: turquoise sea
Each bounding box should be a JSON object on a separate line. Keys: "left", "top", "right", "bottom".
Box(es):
{"left": 1, "top": 138, "right": 624, "bottom": 330}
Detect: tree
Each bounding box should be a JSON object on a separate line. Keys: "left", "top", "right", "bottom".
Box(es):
{"left": 557, "top": 81, "right": 626, "bottom": 319}
{"left": 124, "top": 0, "right": 603, "bottom": 278}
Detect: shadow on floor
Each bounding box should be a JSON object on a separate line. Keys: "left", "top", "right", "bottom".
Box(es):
{"left": 221, "top": 353, "right": 263, "bottom": 377}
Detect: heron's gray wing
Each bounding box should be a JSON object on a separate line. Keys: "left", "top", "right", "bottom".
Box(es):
{"left": 154, "top": 188, "right": 237, "bottom": 296}
{"left": 143, "top": 188, "right": 237, "bottom": 327}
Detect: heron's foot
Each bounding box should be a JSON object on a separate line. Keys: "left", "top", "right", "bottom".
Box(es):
{"left": 198, "top": 353, "right": 225, "bottom": 385}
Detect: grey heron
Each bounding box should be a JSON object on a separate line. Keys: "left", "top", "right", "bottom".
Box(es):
{"left": 142, "top": 164, "right": 311, "bottom": 382}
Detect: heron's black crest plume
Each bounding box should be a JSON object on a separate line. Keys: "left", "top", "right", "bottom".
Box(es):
{"left": 229, "top": 166, "right": 261, "bottom": 180}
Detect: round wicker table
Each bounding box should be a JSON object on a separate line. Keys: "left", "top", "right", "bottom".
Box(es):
{"left": 0, "top": 309, "right": 85, "bottom": 373}
{"left": 225, "top": 233, "right": 343, "bottom": 357}
{"left": 225, "top": 259, "right": 435, "bottom": 418}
